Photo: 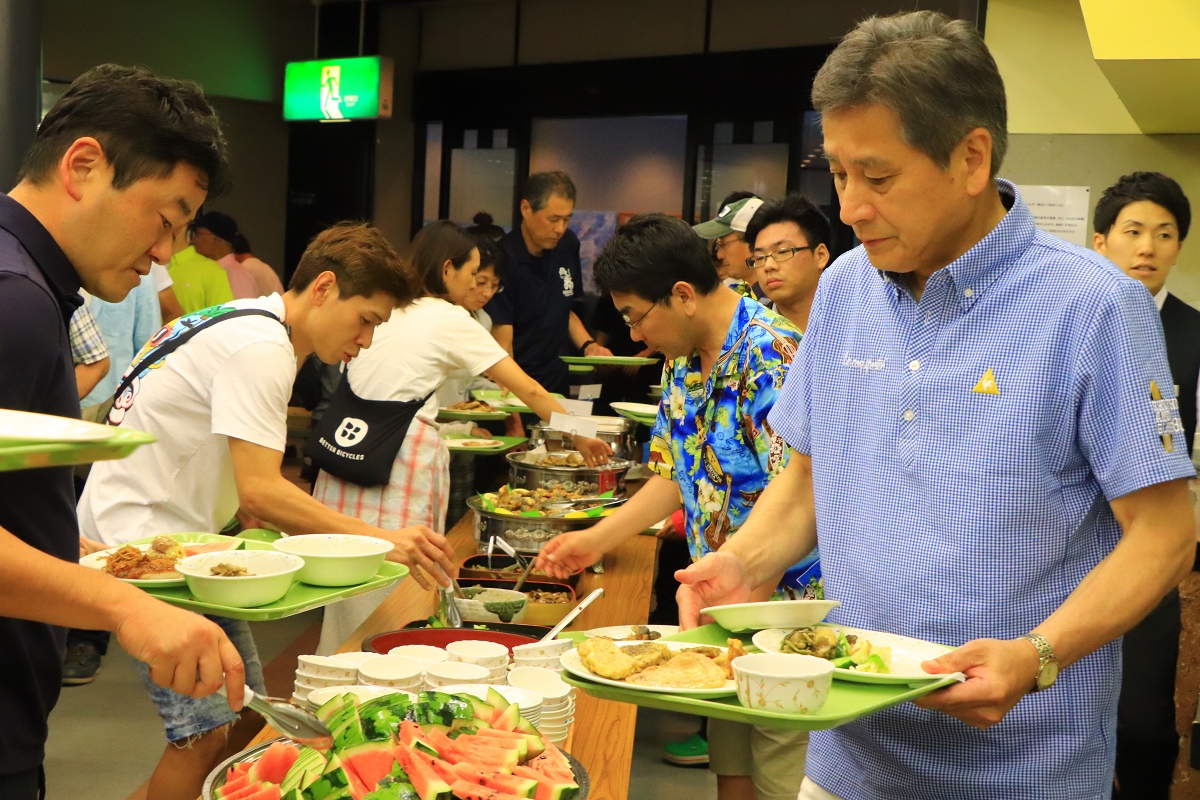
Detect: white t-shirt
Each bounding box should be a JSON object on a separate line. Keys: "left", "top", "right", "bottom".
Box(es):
{"left": 78, "top": 295, "right": 295, "bottom": 544}
{"left": 151, "top": 262, "right": 173, "bottom": 292}
{"left": 347, "top": 297, "right": 507, "bottom": 423}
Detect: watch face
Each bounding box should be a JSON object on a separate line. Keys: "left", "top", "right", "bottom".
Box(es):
{"left": 1037, "top": 660, "right": 1060, "bottom": 690}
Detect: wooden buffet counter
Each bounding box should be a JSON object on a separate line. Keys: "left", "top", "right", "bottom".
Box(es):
{"left": 244, "top": 513, "right": 659, "bottom": 800}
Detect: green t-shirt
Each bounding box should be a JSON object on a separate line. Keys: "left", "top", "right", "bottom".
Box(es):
{"left": 168, "top": 246, "right": 234, "bottom": 315}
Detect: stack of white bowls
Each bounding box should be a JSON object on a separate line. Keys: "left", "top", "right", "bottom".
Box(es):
{"left": 357, "top": 655, "right": 424, "bottom": 692}
{"left": 510, "top": 638, "right": 573, "bottom": 673}
{"left": 441, "top": 683, "right": 543, "bottom": 727}
{"left": 387, "top": 645, "right": 450, "bottom": 667}
{"left": 425, "top": 661, "right": 490, "bottom": 690}
{"left": 293, "top": 655, "right": 359, "bottom": 705}
{"left": 446, "top": 640, "right": 511, "bottom": 684}
{"left": 507, "top": 666, "right": 576, "bottom": 746}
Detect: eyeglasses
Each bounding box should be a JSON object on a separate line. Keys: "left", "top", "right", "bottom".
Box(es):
{"left": 714, "top": 234, "right": 744, "bottom": 253}
{"left": 622, "top": 302, "right": 662, "bottom": 331}
{"left": 474, "top": 278, "right": 504, "bottom": 293}
{"left": 747, "top": 246, "right": 815, "bottom": 269}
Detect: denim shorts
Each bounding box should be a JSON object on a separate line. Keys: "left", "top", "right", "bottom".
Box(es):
{"left": 134, "top": 615, "right": 267, "bottom": 743}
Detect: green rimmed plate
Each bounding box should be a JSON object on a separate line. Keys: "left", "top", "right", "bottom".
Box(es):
{"left": 0, "top": 426, "right": 155, "bottom": 473}
{"left": 443, "top": 435, "right": 527, "bottom": 454}
{"left": 436, "top": 407, "right": 512, "bottom": 421}
{"left": 609, "top": 402, "right": 659, "bottom": 426}
{"left": 561, "top": 356, "right": 660, "bottom": 366}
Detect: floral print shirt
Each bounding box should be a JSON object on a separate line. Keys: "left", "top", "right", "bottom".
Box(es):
{"left": 648, "top": 296, "right": 801, "bottom": 560}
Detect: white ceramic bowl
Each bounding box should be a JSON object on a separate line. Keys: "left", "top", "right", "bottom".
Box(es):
{"left": 454, "top": 588, "right": 528, "bottom": 624}
{"left": 272, "top": 534, "right": 393, "bottom": 587}
{"left": 295, "top": 672, "right": 356, "bottom": 690}
{"left": 512, "top": 639, "right": 574, "bottom": 660}
{"left": 447, "top": 640, "right": 509, "bottom": 668}
{"left": 296, "top": 666, "right": 359, "bottom": 682}
{"left": 298, "top": 654, "right": 360, "bottom": 679}
{"left": 358, "top": 655, "right": 424, "bottom": 685}
{"left": 700, "top": 599, "right": 841, "bottom": 633}
{"left": 733, "top": 652, "right": 835, "bottom": 714}
{"left": 387, "top": 645, "right": 449, "bottom": 665}
{"left": 513, "top": 656, "right": 562, "bottom": 670}
{"left": 508, "top": 667, "right": 572, "bottom": 699}
{"left": 176, "top": 551, "right": 303, "bottom": 608}
{"left": 425, "top": 661, "right": 490, "bottom": 688}
{"left": 327, "top": 651, "right": 381, "bottom": 668}
{"left": 306, "top": 685, "right": 411, "bottom": 711}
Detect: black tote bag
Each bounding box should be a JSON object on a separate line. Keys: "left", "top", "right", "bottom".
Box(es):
{"left": 303, "top": 374, "right": 433, "bottom": 487}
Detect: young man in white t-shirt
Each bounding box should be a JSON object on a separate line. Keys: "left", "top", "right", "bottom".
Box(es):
{"left": 78, "top": 222, "right": 456, "bottom": 800}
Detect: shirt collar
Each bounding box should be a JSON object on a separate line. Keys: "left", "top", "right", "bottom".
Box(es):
{"left": 0, "top": 193, "right": 82, "bottom": 312}
{"left": 1154, "top": 286, "right": 1168, "bottom": 311}
{"left": 879, "top": 179, "right": 1035, "bottom": 310}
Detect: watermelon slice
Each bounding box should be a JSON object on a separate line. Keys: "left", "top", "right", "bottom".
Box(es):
{"left": 531, "top": 740, "right": 572, "bottom": 778}
{"left": 250, "top": 742, "right": 302, "bottom": 786}
{"left": 184, "top": 540, "right": 240, "bottom": 556}
{"left": 447, "top": 780, "right": 525, "bottom": 800}
{"left": 399, "top": 721, "right": 439, "bottom": 757}
{"left": 394, "top": 746, "right": 452, "bottom": 800}
{"left": 218, "top": 773, "right": 251, "bottom": 798}
{"left": 408, "top": 751, "right": 460, "bottom": 787}
{"left": 449, "top": 762, "right": 490, "bottom": 786}
{"left": 482, "top": 773, "right": 538, "bottom": 798}
{"left": 340, "top": 742, "right": 398, "bottom": 798}
{"left": 456, "top": 733, "right": 526, "bottom": 761}
{"left": 317, "top": 694, "right": 353, "bottom": 725}
{"left": 241, "top": 787, "right": 282, "bottom": 800}
{"left": 491, "top": 704, "right": 521, "bottom": 733}
{"left": 301, "top": 756, "right": 355, "bottom": 800}
{"left": 282, "top": 748, "right": 329, "bottom": 795}
{"left": 476, "top": 729, "right": 543, "bottom": 760}
{"left": 466, "top": 695, "right": 496, "bottom": 723}
{"left": 219, "top": 782, "right": 269, "bottom": 800}
{"left": 512, "top": 767, "right": 577, "bottom": 800}
{"left": 454, "top": 742, "right": 518, "bottom": 773}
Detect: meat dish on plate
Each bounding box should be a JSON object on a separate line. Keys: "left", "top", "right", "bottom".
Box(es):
{"left": 576, "top": 637, "right": 746, "bottom": 689}
{"left": 103, "top": 535, "right": 185, "bottom": 580}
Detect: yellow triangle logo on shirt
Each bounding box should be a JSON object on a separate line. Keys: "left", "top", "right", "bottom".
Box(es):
{"left": 972, "top": 368, "right": 999, "bottom": 395}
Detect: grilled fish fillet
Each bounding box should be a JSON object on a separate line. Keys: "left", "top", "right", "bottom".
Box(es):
{"left": 625, "top": 651, "right": 727, "bottom": 689}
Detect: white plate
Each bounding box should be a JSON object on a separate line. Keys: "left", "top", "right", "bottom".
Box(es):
{"left": 583, "top": 625, "right": 679, "bottom": 641}
{"left": 559, "top": 640, "right": 737, "bottom": 698}
{"left": 0, "top": 408, "right": 117, "bottom": 444}
{"left": 609, "top": 402, "right": 659, "bottom": 417}
{"left": 445, "top": 438, "right": 504, "bottom": 448}
{"left": 700, "top": 600, "right": 840, "bottom": 633}
{"left": 79, "top": 544, "right": 185, "bottom": 587}
{"left": 751, "top": 627, "right": 954, "bottom": 684}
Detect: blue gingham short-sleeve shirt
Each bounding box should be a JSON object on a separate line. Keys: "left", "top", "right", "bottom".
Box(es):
{"left": 768, "top": 181, "right": 1196, "bottom": 800}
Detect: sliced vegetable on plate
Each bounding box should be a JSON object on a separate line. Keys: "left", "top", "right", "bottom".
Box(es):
{"left": 751, "top": 626, "right": 954, "bottom": 684}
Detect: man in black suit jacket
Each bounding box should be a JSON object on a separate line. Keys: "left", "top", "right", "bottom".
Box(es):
{"left": 1094, "top": 171, "right": 1197, "bottom": 799}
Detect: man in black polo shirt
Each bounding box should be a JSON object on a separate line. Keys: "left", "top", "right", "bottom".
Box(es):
{"left": 0, "top": 65, "right": 245, "bottom": 799}
{"left": 486, "top": 171, "right": 612, "bottom": 395}
{"left": 1093, "top": 171, "right": 1198, "bottom": 800}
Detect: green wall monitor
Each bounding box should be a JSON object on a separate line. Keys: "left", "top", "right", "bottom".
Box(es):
{"left": 283, "top": 56, "right": 394, "bottom": 121}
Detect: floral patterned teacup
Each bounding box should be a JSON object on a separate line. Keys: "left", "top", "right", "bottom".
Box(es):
{"left": 733, "top": 653, "right": 834, "bottom": 715}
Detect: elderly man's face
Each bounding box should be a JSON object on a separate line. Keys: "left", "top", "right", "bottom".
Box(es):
{"left": 823, "top": 104, "right": 986, "bottom": 278}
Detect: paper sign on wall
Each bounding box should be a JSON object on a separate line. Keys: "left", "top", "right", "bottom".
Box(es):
{"left": 1014, "top": 185, "right": 1091, "bottom": 248}
{"left": 548, "top": 412, "right": 598, "bottom": 439}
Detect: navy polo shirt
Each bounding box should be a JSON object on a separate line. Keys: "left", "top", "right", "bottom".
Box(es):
{"left": 486, "top": 227, "right": 584, "bottom": 394}
{"left": 0, "top": 193, "right": 83, "bottom": 775}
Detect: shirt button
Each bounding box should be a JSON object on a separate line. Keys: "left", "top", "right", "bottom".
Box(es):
{"left": 908, "top": 360, "right": 920, "bottom": 372}
{"left": 963, "top": 288, "right": 974, "bottom": 298}
{"left": 903, "top": 409, "right": 915, "bottom": 422}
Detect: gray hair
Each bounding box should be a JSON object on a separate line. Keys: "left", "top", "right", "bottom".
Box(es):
{"left": 812, "top": 11, "right": 1007, "bottom": 176}
{"left": 522, "top": 171, "right": 577, "bottom": 211}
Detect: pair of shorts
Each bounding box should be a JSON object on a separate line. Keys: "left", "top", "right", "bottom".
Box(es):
{"left": 708, "top": 718, "right": 809, "bottom": 800}
{"left": 134, "top": 615, "right": 266, "bottom": 743}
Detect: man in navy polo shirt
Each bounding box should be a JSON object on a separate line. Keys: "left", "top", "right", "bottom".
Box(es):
{"left": 486, "top": 171, "right": 612, "bottom": 395}
{"left": 0, "top": 65, "right": 246, "bottom": 799}
{"left": 677, "top": 12, "right": 1195, "bottom": 800}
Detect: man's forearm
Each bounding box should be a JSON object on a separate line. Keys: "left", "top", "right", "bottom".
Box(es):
{"left": 1036, "top": 478, "right": 1194, "bottom": 669}
{"left": 721, "top": 453, "right": 818, "bottom": 590}
{"left": 242, "top": 473, "right": 379, "bottom": 537}
{"left": 0, "top": 526, "right": 144, "bottom": 631}
{"left": 581, "top": 475, "right": 682, "bottom": 551}
{"left": 568, "top": 312, "right": 592, "bottom": 350}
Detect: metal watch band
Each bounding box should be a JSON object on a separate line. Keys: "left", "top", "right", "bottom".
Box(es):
{"left": 1023, "top": 632, "right": 1055, "bottom": 692}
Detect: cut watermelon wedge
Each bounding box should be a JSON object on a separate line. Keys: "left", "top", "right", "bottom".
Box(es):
{"left": 394, "top": 746, "right": 452, "bottom": 800}
{"left": 218, "top": 781, "right": 268, "bottom": 800}
{"left": 217, "top": 773, "right": 251, "bottom": 798}
{"left": 447, "top": 780, "right": 525, "bottom": 800}
{"left": 249, "top": 742, "right": 301, "bottom": 786}
{"left": 341, "top": 741, "right": 398, "bottom": 797}
{"left": 184, "top": 540, "right": 240, "bottom": 556}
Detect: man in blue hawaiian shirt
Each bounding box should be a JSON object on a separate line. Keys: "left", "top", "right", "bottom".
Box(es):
{"left": 537, "top": 213, "right": 806, "bottom": 800}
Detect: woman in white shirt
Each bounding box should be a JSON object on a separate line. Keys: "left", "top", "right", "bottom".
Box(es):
{"left": 313, "top": 222, "right": 610, "bottom": 651}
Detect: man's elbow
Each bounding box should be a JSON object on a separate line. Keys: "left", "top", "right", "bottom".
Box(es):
{"left": 238, "top": 479, "right": 274, "bottom": 521}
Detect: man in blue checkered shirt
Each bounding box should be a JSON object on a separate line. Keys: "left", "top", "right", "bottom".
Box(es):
{"left": 678, "top": 12, "right": 1197, "bottom": 800}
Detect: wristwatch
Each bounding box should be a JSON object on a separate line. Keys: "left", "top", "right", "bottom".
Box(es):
{"left": 580, "top": 339, "right": 596, "bottom": 352}
{"left": 1022, "top": 633, "right": 1059, "bottom": 692}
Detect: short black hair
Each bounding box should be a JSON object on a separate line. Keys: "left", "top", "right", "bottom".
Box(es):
{"left": 470, "top": 232, "right": 507, "bottom": 280}
{"left": 595, "top": 213, "right": 720, "bottom": 302}
{"left": 1094, "top": 172, "right": 1191, "bottom": 241}
{"left": 523, "top": 171, "right": 576, "bottom": 211}
{"left": 465, "top": 211, "right": 505, "bottom": 242}
{"left": 231, "top": 232, "right": 252, "bottom": 255}
{"left": 21, "top": 64, "right": 231, "bottom": 198}
{"left": 744, "top": 194, "right": 832, "bottom": 252}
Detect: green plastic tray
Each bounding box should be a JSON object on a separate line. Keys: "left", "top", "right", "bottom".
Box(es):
{"left": 561, "top": 356, "right": 660, "bottom": 366}
{"left": 568, "top": 365, "right": 594, "bottom": 373}
{"left": 137, "top": 537, "right": 409, "bottom": 621}
{"left": 560, "top": 623, "right": 959, "bottom": 730}
{"left": 436, "top": 408, "right": 512, "bottom": 421}
{"left": 0, "top": 427, "right": 155, "bottom": 473}
{"left": 472, "top": 390, "right": 564, "bottom": 413}
{"left": 443, "top": 435, "right": 527, "bottom": 455}
{"left": 611, "top": 408, "right": 657, "bottom": 427}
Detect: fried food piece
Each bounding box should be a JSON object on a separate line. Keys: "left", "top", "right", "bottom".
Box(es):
{"left": 622, "top": 642, "right": 673, "bottom": 672}
{"left": 448, "top": 400, "right": 497, "bottom": 412}
{"left": 149, "top": 535, "right": 185, "bottom": 560}
{"left": 103, "top": 545, "right": 180, "bottom": 580}
{"left": 713, "top": 638, "right": 748, "bottom": 679}
{"left": 578, "top": 637, "right": 637, "bottom": 680}
{"left": 625, "top": 651, "right": 727, "bottom": 689}
{"left": 626, "top": 625, "right": 661, "bottom": 641}
{"left": 682, "top": 646, "right": 723, "bottom": 659}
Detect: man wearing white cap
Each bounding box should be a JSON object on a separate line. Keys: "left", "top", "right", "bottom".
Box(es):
{"left": 693, "top": 192, "right": 766, "bottom": 290}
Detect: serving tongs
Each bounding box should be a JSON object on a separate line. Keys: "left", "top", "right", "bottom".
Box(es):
{"left": 543, "top": 497, "right": 624, "bottom": 517}
{"left": 221, "top": 685, "right": 333, "bottom": 750}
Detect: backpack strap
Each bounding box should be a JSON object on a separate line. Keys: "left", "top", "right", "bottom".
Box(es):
{"left": 108, "top": 307, "right": 284, "bottom": 423}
